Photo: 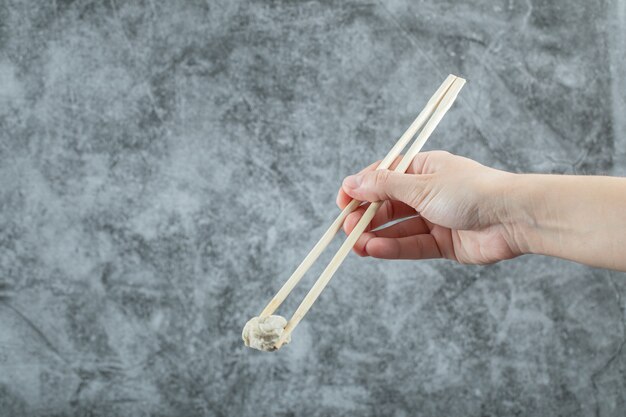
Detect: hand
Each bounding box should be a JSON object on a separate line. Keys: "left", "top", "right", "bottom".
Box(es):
{"left": 336, "top": 151, "right": 521, "bottom": 264}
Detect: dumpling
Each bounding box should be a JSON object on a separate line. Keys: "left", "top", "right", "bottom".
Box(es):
{"left": 242, "top": 315, "right": 291, "bottom": 352}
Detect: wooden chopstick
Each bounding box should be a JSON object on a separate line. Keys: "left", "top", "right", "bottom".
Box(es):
{"left": 275, "top": 76, "right": 466, "bottom": 348}
{"left": 259, "top": 75, "right": 458, "bottom": 318}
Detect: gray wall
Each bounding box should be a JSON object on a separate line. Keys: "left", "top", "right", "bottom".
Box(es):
{"left": 1, "top": 1, "right": 625, "bottom": 416}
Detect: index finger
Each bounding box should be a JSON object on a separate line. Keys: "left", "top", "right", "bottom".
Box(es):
{"left": 335, "top": 160, "right": 379, "bottom": 209}
{"left": 336, "top": 157, "right": 404, "bottom": 208}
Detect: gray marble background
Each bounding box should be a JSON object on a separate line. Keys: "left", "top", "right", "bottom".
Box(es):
{"left": 1, "top": 0, "right": 625, "bottom": 416}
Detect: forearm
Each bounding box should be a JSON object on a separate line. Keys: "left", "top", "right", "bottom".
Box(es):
{"left": 504, "top": 173, "right": 626, "bottom": 271}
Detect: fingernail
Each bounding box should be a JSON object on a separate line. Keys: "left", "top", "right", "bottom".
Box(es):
{"left": 343, "top": 174, "right": 362, "bottom": 189}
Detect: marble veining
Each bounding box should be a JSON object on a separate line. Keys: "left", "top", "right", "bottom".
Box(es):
{"left": 0, "top": 1, "right": 625, "bottom": 416}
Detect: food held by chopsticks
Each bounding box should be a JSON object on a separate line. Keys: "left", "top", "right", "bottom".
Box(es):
{"left": 243, "top": 74, "right": 466, "bottom": 352}
{"left": 242, "top": 315, "right": 291, "bottom": 352}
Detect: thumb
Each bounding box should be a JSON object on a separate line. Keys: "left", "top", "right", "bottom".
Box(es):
{"left": 341, "top": 169, "right": 428, "bottom": 208}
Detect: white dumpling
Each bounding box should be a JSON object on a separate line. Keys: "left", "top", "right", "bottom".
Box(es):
{"left": 242, "top": 315, "right": 291, "bottom": 352}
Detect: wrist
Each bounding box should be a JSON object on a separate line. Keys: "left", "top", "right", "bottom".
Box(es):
{"left": 493, "top": 172, "right": 547, "bottom": 256}
{"left": 488, "top": 171, "right": 626, "bottom": 271}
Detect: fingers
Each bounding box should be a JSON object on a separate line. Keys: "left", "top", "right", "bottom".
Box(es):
{"left": 336, "top": 157, "right": 405, "bottom": 209}
{"left": 365, "top": 235, "right": 442, "bottom": 259}
{"left": 343, "top": 200, "right": 417, "bottom": 234}
{"left": 340, "top": 152, "right": 455, "bottom": 206}
{"left": 336, "top": 151, "right": 463, "bottom": 209}
{"left": 342, "top": 169, "right": 431, "bottom": 208}
{"left": 346, "top": 216, "right": 432, "bottom": 256}
{"left": 406, "top": 150, "right": 452, "bottom": 175}
{"left": 336, "top": 188, "right": 353, "bottom": 209}
{"left": 349, "top": 231, "right": 375, "bottom": 257}
{"left": 367, "top": 216, "right": 430, "bottom": 238}
{"left": 347, "top": 230, "right": 443, "bottom": 259}
{"left": 332, "top": 151, "right": 467, "bottom": 260}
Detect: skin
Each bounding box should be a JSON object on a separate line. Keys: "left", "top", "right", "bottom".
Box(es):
{"left": 336, "top": 151, "right": 626, "bottom": 271}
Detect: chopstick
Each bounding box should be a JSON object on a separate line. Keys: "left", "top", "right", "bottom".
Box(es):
{"left": 259, "top": 74, "right": 458, "bottom": 318}
{"left": 275, "top": 76, "right": 466, "bottom": 348}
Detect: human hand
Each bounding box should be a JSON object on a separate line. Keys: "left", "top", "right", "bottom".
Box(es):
{"left": 336, "top": 151, "right": 521, "bottom": 264}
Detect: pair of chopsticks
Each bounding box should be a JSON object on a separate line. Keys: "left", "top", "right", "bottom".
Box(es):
{"left": 260, "top": 74, "right": 466, "bottom": 349}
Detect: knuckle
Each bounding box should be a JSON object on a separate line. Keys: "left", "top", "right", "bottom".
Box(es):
{"left": 373, "top": 170, "right": 390, "bottom": 190}
{"left": 432, "top": 150, "right": 452, "bottom": 157}
{"left": 421, "top": 151, "right": 454, "bottom": 173}
{"left": 406, "top": 188, "right": 424, "bottom": 208}
{"left": 430, "top": 150, "right": 452, "bottom": 166}
{"left": 407, "top": 174, "right": 433, "bottom": 209}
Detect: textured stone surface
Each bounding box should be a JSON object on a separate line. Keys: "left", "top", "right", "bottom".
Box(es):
{"left": 1, "top": 1, "right": 625, "bottom": 416}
